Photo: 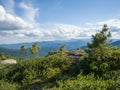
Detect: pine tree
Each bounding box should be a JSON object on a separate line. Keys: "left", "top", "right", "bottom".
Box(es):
{"left": 0, "top": 52, "right": 6, "bottom": 60}
{"left": 87, "top": 24, "right": 111, "bottom": 49}
{"left": 59, "top": 44, "right": 66, "bottom": 55}
{"left": 20, "top": 45, "right": 26, "bottom": 59}
{"left": 29, "top": 43, "right": 40, "bottom": 57}
{"left": 87, "top": 24, "right": 112, "bottom": 61}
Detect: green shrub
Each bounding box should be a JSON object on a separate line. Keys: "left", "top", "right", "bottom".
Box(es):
{"left": 52, "top": 73, "right": 120, "bottom": 90}
{"left": 0, "top": 53, "right": 6, "bottom": 60}
{"left": 0, "top": 80, "right": 18, "bottom": 90}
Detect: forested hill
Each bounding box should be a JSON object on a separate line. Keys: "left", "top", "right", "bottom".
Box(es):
{"left": 112, "top": 40, "right": 120, "bottom": 47}
{"left": 0, "top": 25, "right": 120, "bottom": 90}
{"left": 0, "top": 39, "right": 120, "bottom": 58}
{"left": 0, "top": 47, "right": 20, "bottom": 57}
{"left": 0, "top": 39, "right": 90, "bottom": 49}
{"left": 0, "top": 39, "right": 90, "bottom": 57}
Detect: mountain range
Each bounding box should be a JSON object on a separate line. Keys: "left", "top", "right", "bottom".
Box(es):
{"left": 112, "top": 40, "right": 120, "bottom": 47}
{"left": 0, "top": 39, "right": 120, "bottom": 58}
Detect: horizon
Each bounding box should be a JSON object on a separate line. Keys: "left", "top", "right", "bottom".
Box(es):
{"left": 0, "top": 38, "right": 119, "bottom": 45}
{"left": 0, "top": 0, "right": 120, "bottom": 44}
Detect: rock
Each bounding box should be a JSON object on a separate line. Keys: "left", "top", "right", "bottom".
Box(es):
{"left": 1, "top": 59, "right": 17, "bottom": 64}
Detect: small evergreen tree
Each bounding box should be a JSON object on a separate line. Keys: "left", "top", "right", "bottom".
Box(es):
{"left": 20, "top": 45, "right": 26, "bottom": 59}
{"left": 29, "top": 43, "right": 40, "bottom": 57}
{"left": 87, "top": 24, "right": 112, "bottom": 61}
{"left": 87, "top": 24, "right": 111, "bottom": 49}
{"left": 59, "top": 44, "right": 67, "bottom": 56}
{"left": 0, "top": 52, "right": 6, "bottom": 60}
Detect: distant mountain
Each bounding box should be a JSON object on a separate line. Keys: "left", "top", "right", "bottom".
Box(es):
{"left": 0, "top": 39, "right": 90, "bottom": 57}
{"left": 112, "top": 40, "right": 120, "bottom": 47}
{"left": 0, "top": 39, "right": 91, "bottom": 49}
{"left": 1, "top": 39, "right": 119, "bottom": 58}
{"left": 0, "top": 47, "right": 20, "bottom": 57}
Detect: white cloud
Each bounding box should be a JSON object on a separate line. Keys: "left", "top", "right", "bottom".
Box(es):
{"left": 0, "top": 0, "right": 15, "bottom": 14}
{"left": 0, "top": 23, "right": 95, "bottom": 44}
{"left": 19, "top": 2, "right": 39, "bottom": 22}
{"left": 0, "top": 20, "right": 120, "bottom": 44}
{"left": 86, "top": 19, "right": 120, "bottom": 39}
{"left": 0, "top": 5, "right": 33, "bottom": 30}
{"left": 0, "top": 1, "right": 120, "bottom": 44}
{"left": 96, "top": 19, "right": 120, "bottom": 28}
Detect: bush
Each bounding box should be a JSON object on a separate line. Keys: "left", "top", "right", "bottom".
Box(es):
{"left": 0, "top": 80, "right": 18, "bottom": 90}
{"left": 0, "top": 49, "right": 120, "bottom": 90}
{"left": 0, "top": 53, "right": 6, "bottom": 60}
{"left": 52, "top": 73, "right": 120, "bottom": 90}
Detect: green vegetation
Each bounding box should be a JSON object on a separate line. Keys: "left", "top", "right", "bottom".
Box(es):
{"left": 87, "top": 24, "right": 111, "bottom": 48}
{"left": 0, "top": 52, "right": 7, "bottom": 60}
{"left": 29, "top": 43, "right": 40, "bottom": 57}
{"left": 0, "top": 25, "right": 120, "bottom": 90}
{"left": 20, "top": 45, "right": 26, "bottom": 59}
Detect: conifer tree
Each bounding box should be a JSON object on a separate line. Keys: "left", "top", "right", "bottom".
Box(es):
{"left": 59, "top": 44, "right": 66, "bottom": 55}
{"left": 30, "top": 43, "right": 40, "bottom": 57}
{"left": 20, "top": 45, "right": 26, "bottom": 59}
{"left": 87, "top": 24, "right": 111, "bottom": 49}
{"left": 87, "top": 24, "right": 112, "bottom": 61}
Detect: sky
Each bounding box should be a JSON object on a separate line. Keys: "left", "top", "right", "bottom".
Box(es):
{"left": 0, "top": 0, "right": 120, "bottom": 44}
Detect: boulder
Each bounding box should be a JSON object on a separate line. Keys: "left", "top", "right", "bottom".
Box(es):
{"left": 1, "top": 59, "right": 17, "bottom": 64}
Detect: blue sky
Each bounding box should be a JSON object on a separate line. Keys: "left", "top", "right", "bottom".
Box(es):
{"left": 0, "top": 0, "right": 120, "bottom": 44}
{"left": 35, "top": 0, "right": 120, "bottom": 25}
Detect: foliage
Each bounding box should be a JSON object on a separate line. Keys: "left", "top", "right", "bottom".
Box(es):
{"left": 59, "top": 44, "right": 67, "bottom": 55}
{"left": 20, "top": 45, "right": 26, "bottom": 54}
{"left": 87, "top": 24, "right": 111, "bottom": 49}
{"left": 0, "top": 51, "right": 119, "bottom": 90}
{"left": 0, "top": 52, "right": 6, "bottom": 60}
{"left": 52, "top": 73, "right": 120, "bottom": 90}
{"left": 0, "top": 80, "right": 18, "bottom": 90}
{"left": 0, "top": 25, "right": 120, "bottom": 89}
{"left": 84, "top": 24, "right": 120, "bottom": 77}
{"left": 20, "top": 45, "right": 26, "bottom": 59}
{"left": 48, "top": 44, "right": 67, "bottom": 56}
{"left": 0, "top": 55, "right": 72, "bottom": 87}
{"left": 29, "top": 43, "right": 40, "bottom": 57}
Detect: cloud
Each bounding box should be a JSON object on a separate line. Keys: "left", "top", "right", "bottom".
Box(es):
{"left": 0, "top": 0, "right": 15, "bottom": 14}
{"left": 0, "top": 5, "right": 33, "bottom": 30}
{"left": 0, "top": 23, "right": 95, "bottom": 44}
{"left": 0, "top": 1, "right": 120, "bottom": 44}
{"left": 0, "top": 20, "right": 120, "bottom": 44}
{"left": 86, "top": 19, "right": 120, "bottom": 39}
{"left": 19, "top": 2, "right": 39, "bottom": 22}
{"left": 96, "top": 19, "right": 120, "bottom": 28}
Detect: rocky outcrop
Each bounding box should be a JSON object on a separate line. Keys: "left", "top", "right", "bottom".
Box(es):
{"left": 1, "top": 59, "right": 17, "bottom": 64}
{"left": 67, "top": 50, "right": 88, "bottom": 60}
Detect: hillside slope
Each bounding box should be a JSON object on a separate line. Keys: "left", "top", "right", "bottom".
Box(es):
{"left": 0, "top": 39, "right": 90, "bottom": 57}
{"left": 112, "top": 40, "right": 120, "bottom": 47}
